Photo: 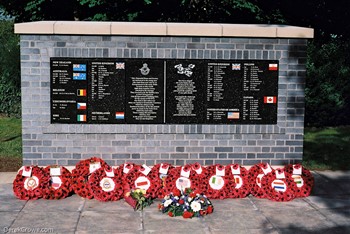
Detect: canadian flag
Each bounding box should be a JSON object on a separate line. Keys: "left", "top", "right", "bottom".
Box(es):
{"left": 264, "top": 96, "right": 277, "bottom": 104}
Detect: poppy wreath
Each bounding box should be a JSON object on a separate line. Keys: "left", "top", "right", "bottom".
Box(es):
{"left": 204, "top": 164, "right": 234, "bottom": 199}
{"left": 225, "top": 164, "right": 250, "bottom": 198}
{"left": 71, "top": 157, "right": 109, "bottom": 199}
{"left": 190, "top": 162, "right": 211, "bottom": 194}
{"left": 13, "top": 166, "right": 50, "bottom": 200}
{"left": 42, "top": 166, "right": 72, "bottom": 200}
{"left": 284, "top": 164, "right": 314, "bottom": 198}
{"left": 261, "top": 168, "right": 297, "bottom": 202}
{"left": 163, "top": 165, "right": 201, "bottom": 195}
{"left": 88, "top": 165, "right": 124, "bottom": 202}
{"left": 122, "top": 164, "right": 163, "bottom": 199}
{"left": 151, "top": 163, "right": 175, "bottom": 199}
{"left": 247, "top": 162, "right": 274, "bottom": 198}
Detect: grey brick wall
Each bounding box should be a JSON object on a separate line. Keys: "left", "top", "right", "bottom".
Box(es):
{"left": 20, "top": 35, "right": 307, "bottom": 166}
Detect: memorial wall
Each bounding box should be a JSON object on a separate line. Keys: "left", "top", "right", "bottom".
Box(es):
{"left": 15, "top": 22, "right": 313, "bottom": 167}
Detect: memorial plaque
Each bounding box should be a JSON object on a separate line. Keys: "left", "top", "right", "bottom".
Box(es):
{"left": 88, "top": 59, "right": 125, "bottom": 124}
{"left": 51, "top": 58, "right": 278, "bottom": 125}
{"left": 51, "top": 59, "right": 88, "bottom": 123}
{"left": 125, "top": 60, "right": 164, "bottom": 124}
{"left": 166, "top": 60, "right": 207, "bottom": 124}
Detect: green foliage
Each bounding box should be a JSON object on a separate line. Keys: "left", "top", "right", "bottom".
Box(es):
{"left": 0, "top": 21, "right": 21, "bottom": 117}
{"left": 303, "top": 126, "right": 350, "bottom": 170}
{"left": 305, "top": 39, "right": 350, "bottom": 126}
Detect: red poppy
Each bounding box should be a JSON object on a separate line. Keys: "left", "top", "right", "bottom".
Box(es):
{"left": 183, "top": 211, "right": 194, "bottom": 219}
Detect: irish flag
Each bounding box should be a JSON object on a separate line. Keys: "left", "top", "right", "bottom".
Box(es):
{"left": 77, "top": 115, "right": 86, "bottom": 122}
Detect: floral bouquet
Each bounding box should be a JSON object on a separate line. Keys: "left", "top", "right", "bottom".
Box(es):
{"left": 158, "top": 188, "right": 214, "bottom": 218}
{"left": 124, "top": 188, "right": 154, "bottom": 211}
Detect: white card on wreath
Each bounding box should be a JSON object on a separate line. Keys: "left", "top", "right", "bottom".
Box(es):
{"left": 89, "top": 161, "right": 101, "bottom": 174}
{"left": 216, "top": 166, "right": 225, "bottom": 176}
{"left": 261, "top": 163, "right": 272, "bottom": 175}
{"left": 180, "top": 166, "right": 191, "bottom": 178}
{"left": 140, "top": 164, "right": 151, "bottom": 176}
{"left": 230, "top": 165, "right": 241, "bottom": 175}
{"left": 22, "top": 166, "right": 32, "bottom": 177}
{"left": 105, "top": 168, "right": 115, "bottom": 177}
{"left": 159, "top": 163, "right": 169, "bottom": 175}
{"left": 123, "top": 164, "right": 133, "bottom": 174}
{"left": 50, "top": 166, "right": 61, "bottom": 176}
{"left": 293, "top": 165, "right": 302, "bottom": 175}
{"left": 276, "top": 170, "right": 286, "bottom": 179}
{"left": 193, "top": 165, "right": 202, "bottom": 175}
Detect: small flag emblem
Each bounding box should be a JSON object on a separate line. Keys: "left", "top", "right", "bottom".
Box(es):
{"left": 292, "top": 175, "right": 304, "bottom": 188}
{"left": 264, "top": 96, "right": 277, "bottom": 104}
{"left": 176, "top": 177, "right": 191, "bottom": 190}
{"left": 135, "top": 176, "right": 151, "bottom": 190}
{"left": 256, "top": 174, "right": 264, "bottom": 188}
{"left": 271, "top": 179, "right": 287, "bottom": 192}
{"left": 73, "top": 73, "right": 86, "bottom": 80}
{"left": 73, "top": 64, "right": 87, "bottom": 72}
{"left": 116, "top": 62, "right": 125, "bottom": 69}
{"left": 234, "top": 175, "right": 243, "bottom": 189}
{"left": 227, "top": 112, "right": 240, "bottom": 120}
{"left": 115, "top": 112, "right": 124, "bottom": 120}
{"left": 232, "top": 63, "right": 241, "bottom": 70}
{"left": 77, "top": 89, "right": 86, "bottom": 96}
{"left": 209, "top": 175, "right": 224, "bottom": 190}
{"left": 269, "top": 64, "right": 278, "bottom": 71}
{"left": 77, "top": 103, "right": 86, "bottom": 110}
{"left": 77, "top": 115, "right": 86, "bottom": 122}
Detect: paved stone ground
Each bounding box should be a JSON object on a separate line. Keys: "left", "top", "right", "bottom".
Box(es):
{"left": 0, "top": 171, "right": 349, "bottom": 234}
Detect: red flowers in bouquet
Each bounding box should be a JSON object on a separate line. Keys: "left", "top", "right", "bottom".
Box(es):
{"left": 42, "top": 166, "right": 72, "bottom": 200}
{"left": 13, "top": 166, "right": 50, "bottom": 200}
{"left": 159, "top": 188, "right": 214, "bottom": 218}
{"left": 71, "top": 157, "right": 108, "bottom": 199}
{"left": 88, "top": 165, "right": 124, "bottom": 202}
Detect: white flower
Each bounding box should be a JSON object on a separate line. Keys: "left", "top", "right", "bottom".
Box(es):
{"left": 188, "top": 197, "right": 192, "bottom": 202}
{"left": 164, "top": 199, "right": 173, "bottom": 207}
{"left": 190, "top": 201, "right": 201, "bottom": 212}
{"left": 174, "top": 196, "right": 179, "bottom": 200}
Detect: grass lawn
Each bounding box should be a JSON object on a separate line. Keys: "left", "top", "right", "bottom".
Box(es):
{"left": 0, "top": 116, "right": 349, "bottom": 171}
{"left": 0, "top": 116, "right": 22, "bottom": 171}
{"left": 303, "top": 126, "right": 350, "bottom": 170}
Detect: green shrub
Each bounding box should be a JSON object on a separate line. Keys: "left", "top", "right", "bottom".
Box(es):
{"left": 0, "top": 20, "right": 21, "bottom": 117}
{"left": 305, "top": 38, "right": 350, "bottom": 127}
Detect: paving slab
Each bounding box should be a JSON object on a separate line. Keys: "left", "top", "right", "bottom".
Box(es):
{"left": 143, "top": 209, "right": 208, "bottom": 232}
{"left": 0, "top": 211, "right": 20, "bottom": 233}
{"left": 205, "top": 209, "right": 274, "bottom": 232}
{"left": 77, "top": 210, "right": 142, "bottom": 233}
{"left": 22, "top": 195, "right": 85, "bottom": 212}
{"left": 11, "top": 210, "right": 79, "bottom": 233}
{"left": 305, "top": 196, "right": 350, "bottom": 209}
{"left": 84, "top": 199, "right": 135, "bottom": 212}
{"left": 0, "top": 172, "right": 17, "bottom": 184}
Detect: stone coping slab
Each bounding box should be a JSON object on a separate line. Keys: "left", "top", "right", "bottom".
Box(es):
{"left": 14, "top": 21, "right": 314, "bottom": 38}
